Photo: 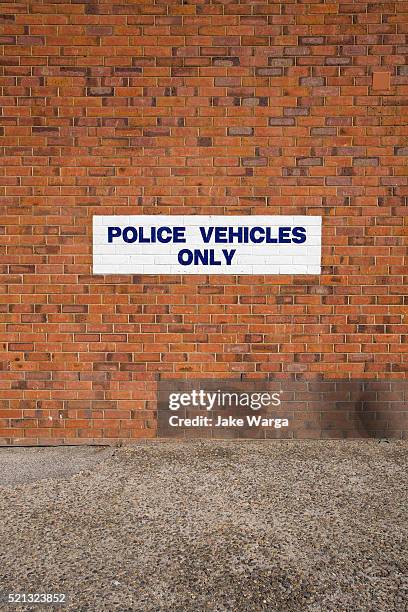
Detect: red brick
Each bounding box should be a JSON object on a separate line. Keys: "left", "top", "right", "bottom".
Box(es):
{"left": 0, "top": 0, "right": 406, "bottom": 443}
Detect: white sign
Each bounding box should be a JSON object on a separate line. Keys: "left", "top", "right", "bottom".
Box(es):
{"left": 93, "top": 215, "right": 322, "bottom": 275}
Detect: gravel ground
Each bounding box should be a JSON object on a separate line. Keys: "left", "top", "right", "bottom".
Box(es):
{"left": 0, "top": 441, "right": 407, "bottom": 612}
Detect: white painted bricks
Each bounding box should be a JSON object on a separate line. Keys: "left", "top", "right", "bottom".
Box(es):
{"left": 93, "top": 215, "right": 322, "bottom": 275}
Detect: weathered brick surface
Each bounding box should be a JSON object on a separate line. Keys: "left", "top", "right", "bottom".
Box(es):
{"left": 1, "top": 0, "right": 407, "bottom": 443}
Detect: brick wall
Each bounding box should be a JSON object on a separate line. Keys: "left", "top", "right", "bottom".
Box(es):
{"left": 1, "top": 0, "right": 407, "bottom": 444}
